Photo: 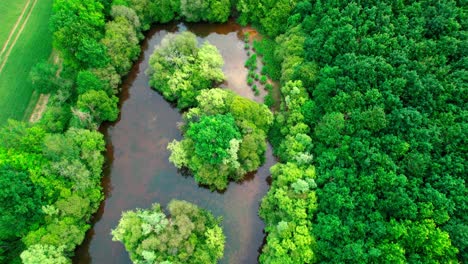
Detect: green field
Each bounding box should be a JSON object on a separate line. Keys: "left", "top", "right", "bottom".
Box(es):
{"left": 0, "top": 0, "right": 29, "bottom": 46}
{"left": 0, "top": 0, "right": 53, "bottom": 124}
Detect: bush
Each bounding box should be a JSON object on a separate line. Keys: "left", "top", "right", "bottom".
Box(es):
{"left": 247, "top": 77, "right": 254, "bottom": 86}
{"left": 244, "top": 32, "right": 250, "bottom": 43}
{"left": 264, "top": 94, "right": 274, "bottom": 107}
{"left": 244, "top": 54, "right": 257, "bottom": 70}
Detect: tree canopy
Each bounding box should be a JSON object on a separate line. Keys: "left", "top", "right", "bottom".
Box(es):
{"left": 112, "top": 200, "right": 225, "bottom": 263}
{"left": 168, "top": 88, "right": 273, "bottom": 190}
{"left": 147, "top": 32, "right": 225, "bottom": 109}
{"left": 257, "top": 0, "right": 467, "bottom": 262}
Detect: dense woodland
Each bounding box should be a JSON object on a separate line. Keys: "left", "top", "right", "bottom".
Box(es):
{"left": 252, "top": 0, "right": 467, "bottom": 263}
{"left": 0, "top": 0, "right": 466, "bottom": 263}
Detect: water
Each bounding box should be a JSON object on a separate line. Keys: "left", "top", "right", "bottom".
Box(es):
{"left": 74, "top": 20, "right": 275, "bottom": 264}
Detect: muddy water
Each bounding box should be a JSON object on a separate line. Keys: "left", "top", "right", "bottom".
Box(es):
{"left": 74, "top": 20, "right": 275, "bottom": 264}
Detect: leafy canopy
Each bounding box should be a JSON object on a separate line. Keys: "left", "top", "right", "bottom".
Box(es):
{"left": 112, "top": 200, "right": 225, "bottom": 263}
{"left": 187, "top": 114, "right": 241, "bottom": 165}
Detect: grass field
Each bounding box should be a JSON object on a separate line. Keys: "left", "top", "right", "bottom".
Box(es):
{"left": 0, "top": 0, "right": 53, "bottom": 124}
{"left": 0, "top": 0, "right": 29, "bottom": 47}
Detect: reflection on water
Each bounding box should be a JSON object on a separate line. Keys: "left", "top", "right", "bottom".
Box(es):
{"left": 73, "top": 20, "right": 275, "bottom": 264}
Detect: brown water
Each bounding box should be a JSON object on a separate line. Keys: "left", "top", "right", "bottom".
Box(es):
{"left": 73, "top": 20, "right": 275, "bottom": 264}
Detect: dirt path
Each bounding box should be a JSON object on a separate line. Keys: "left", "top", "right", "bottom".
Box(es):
{"left": 29, "top": 93, "right": 50, "bottom": 123}
{"left": 0, "top": 0, "right": 38, "bottom": 74}
{"left": 0, "top": 0, "right": 31, "bottom": 57}
{"left": 28, "top": 52, "right": 62, "bottom": 123}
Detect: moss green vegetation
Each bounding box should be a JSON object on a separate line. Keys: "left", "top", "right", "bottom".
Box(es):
{"left": 168, "top": 88, "right": 273, "bottom": 190}
{"left": 112, "top": 200, "right": 225, "bottom": 263}
{"left": 0, "top": 0, "right": 53, "bottom": 124}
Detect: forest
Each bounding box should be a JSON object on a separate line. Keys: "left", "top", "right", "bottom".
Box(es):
{"left": 0, "top": 0, "right": 466, "bottom": 263}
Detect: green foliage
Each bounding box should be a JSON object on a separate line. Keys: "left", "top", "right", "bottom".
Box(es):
{"left": 264, "top": 93, "right": 273, "bottom": 108}
{"left": 91, "top": 65, "right": 121, "bottom": 94}
{"left": 180, "top": 0, "right": 231, "bottom": 23}
{"left": 244, "top": 53, "right": 257, "bottom": 70}
{"left": 0, "top": 165, "right": 45, "bottom": 240}
{"left": 169, "top": 89, "right": 273, "bottom": 190}
{"left": 152, "top": 0, "right": 180, "bottom": 23}
{"left": 247, "top": 77, "right": 254, "bottom": 86}
{"left": 259, "top": 162, "right": 317, "bottom": 263}
{"left": 187, "top": 114, "right": 241, "bottom": 165}
{"left": 260, "top": 0, "right": 467, "bottom": 263}
{"left": 147, "top": 32, "right": 225, "bottom": 109}
{"left": 112, "top": 0, "right": 155, "bottom": 30}
{"left": 20, "top": 244, "right": 69, "bottom": 264}
{"left": 75, "top": 90, "right": 119, "bottom": 125}
{"left": 253, "top": 39, "right": 282, "bottom": 81}
{"left": 237, "top": 0, "right": 299, "bottom": 37}
{"left": 260, "top": 75, "right": 267, "bottom": 84}
{"left": 29, "top": 61, "right": 60, "bottom": 93}
{"left": 76, "top": 70, "right": 104, "bottom": 95}
{"left": 50, "top": 0, "right": 106, "bottom": 68}
{"left": 112, "top": 200, "right": 225, "bottom": 263}
{"left": 204, "top": 0, "right": 231, "bottom": 23}
{"left": 101, "top": 13, "right": 141, "bottom": 75}
{"left": 0, "top": 121, "right": 105, "bottom": 262}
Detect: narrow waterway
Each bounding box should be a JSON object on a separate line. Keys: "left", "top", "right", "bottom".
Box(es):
{"left": 74, "top": 20, "right": 276, "bottom": 264}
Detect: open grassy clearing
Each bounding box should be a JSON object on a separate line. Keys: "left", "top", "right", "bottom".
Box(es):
{"left": 0, "top": 0, "right": 53, "bottom": 124}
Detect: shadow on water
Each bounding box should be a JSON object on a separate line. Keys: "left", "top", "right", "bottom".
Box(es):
{"left": 73, "top": 19, "right": 276, "bottom": 264}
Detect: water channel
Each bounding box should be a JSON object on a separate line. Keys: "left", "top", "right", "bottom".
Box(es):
{"left": 74, "top": 20, "right": 276, "bottom": 264}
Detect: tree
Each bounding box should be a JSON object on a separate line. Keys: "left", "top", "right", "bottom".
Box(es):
{"left": 76, "top": 71, "right": 104, "bottom": 95}
{"left": 187, "top": 114, "right": 241, "bottom": 165}
{"left": 197, "top": 42, "right": 225, "bottom": 84}
{"left": 147, "top": 32, "right": 225, "bottom": 109}
{"left": 76, "top": 90, "right": 119, "bottom": 124}
{"left": 168, "top": 89, "right": 272, "bottom": 190}
{"left": 0, "top": 165, "right": 44, "bottom": 240}
{"left": 101, "top": 16, "right": 140, "bottom": 75}
{"left": 206, "top": 0, "right": 231, "bottom": 23}
{"left": 29, "top": 61, "right": 59, "bottom": 93}
{"left": 112, "top": 200, "right": 225, "bottom": 263}
{"left": 20, "top": 244, "right": 69, "bottom": 264}
{"left": 314, "top": 112, "right": 345, "bottom": 146}
{"left": 180, "top": 0, "right": 207, "bottom": 22}
{"left": 152, "top": 0, "right": 180, "bottom": 23}
{"left": 50, "top": 0, "right": 106, "bottom": 67}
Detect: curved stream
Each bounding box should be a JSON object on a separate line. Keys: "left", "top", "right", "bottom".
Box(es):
{"left": 74, "top": 20, "right": 275, "bottom": 264}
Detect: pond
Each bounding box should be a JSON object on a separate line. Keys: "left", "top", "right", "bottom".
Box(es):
{"left": 74, "top": 20, "right": 276, "bottom": 264}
